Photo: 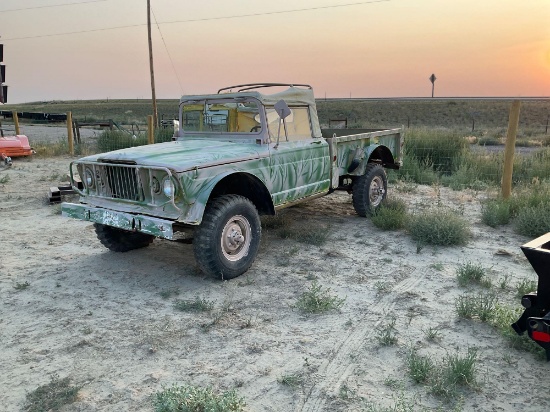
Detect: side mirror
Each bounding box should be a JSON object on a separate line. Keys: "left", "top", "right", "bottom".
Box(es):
{"left": 274, "top": 99, "right": 291, "bottom": 148}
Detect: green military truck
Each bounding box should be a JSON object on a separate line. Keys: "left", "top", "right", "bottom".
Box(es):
{"left": 62, "top": 83, "right": 403, "bottom": 279}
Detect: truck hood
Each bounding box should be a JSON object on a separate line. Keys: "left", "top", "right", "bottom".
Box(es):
{"left": 80, "top": 139, "right": 264, "bottom": 172}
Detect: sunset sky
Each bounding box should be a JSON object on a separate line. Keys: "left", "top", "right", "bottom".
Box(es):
{"left": 1, "top": 0, "right": 549, "bottom": 103}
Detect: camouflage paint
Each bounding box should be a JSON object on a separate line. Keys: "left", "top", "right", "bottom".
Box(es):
{"left": 62, "top": 89, "right": 402, "bottom": 237}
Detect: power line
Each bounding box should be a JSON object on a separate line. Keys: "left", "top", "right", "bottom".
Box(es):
{"left": 2, "top": 0, "right": 390, "bottom": 41}
{"left": 162, "top": 0, "right": 390, "bottom": 26}
{"left": 0, "top": 0, "right": 108, "bottom": 13}
{"left": 151, "top": 7, "right": 184, "bottom": 94}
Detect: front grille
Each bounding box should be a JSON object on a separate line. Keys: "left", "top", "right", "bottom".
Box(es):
{"left": 104, "top": 165, "right": 142, "bottom": 201}
{"left": 73, "top": 161, "right": 181, "bottom": 212}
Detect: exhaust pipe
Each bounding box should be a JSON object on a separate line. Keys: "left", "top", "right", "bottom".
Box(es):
{"left": 512, "top": 232, "right": 550, "bottom": 360}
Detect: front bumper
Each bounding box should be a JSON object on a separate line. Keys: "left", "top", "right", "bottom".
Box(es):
{"left": 62, "top": 203, "right": 175, "bottom": 240}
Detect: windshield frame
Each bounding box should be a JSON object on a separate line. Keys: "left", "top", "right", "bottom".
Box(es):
{"left": 178, "top": 97, "right": 266, "bottom": 141}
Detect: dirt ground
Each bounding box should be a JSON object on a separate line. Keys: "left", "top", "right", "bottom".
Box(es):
{"left": 0, "top": 156, "right": 548, "bottom": 412}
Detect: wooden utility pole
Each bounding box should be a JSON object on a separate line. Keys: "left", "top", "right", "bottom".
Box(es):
{"left": 147, "top": 0, "right": 158, "bottom": 127}
{"left": 501, "top": 100, "right": 521, "bottom": 200}
{"left": 66, "top": 111, "right": 74, "bottom": 155}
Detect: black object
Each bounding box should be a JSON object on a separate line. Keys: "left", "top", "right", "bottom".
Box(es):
{"left": 512, "top": 232, "right": 550, "bottom": 360}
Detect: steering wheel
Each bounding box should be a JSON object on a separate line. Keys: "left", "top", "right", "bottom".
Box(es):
{"left": 250, "top": 126, "right": 261, "bottom": 132}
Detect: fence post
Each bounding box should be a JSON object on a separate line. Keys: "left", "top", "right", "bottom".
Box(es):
{"left": 66, "top": 111, "right": 74, "bottom": 155}
{"left": 501, "top": 100, "right": 521, "bottom": 200}
{"left": 147, "top": 115, "right": 154, "bottom": 144}
{"left": 12, "top": 111, "right": 20, "bottom": 135}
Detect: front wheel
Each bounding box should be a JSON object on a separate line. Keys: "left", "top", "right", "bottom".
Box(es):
{"left": 193, "top": 195, "right": 261, "bottom": 279}
{"left": 352, "top": 163, "right": 387, "bottom": 217}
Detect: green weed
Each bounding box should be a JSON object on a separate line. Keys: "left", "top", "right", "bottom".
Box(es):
{"left": 516, "top": 279, "right": 537, "bottom": 298}
{"left": 296, "top": 281, "right": 345, "bottom": 313}
{"left": 174, "top": 296, "right": 214, "bottom": 312}
{"left": 277, "top": 374, "right": 303, "bottom": 388}
{"left": 24, "top": 375, "right": 80, "bottom": 412}
{"left": 406, "top": 349, "right": 434, "bottom": 383}
{"left": 455, "top": 292, "right": 498, "bottom": 321}
{"left": 0, "top": 174, "right": 10, "bottom": 184}
{"left": 153, "top": 384, "right": 246, "bottom": 412}
{"left": 375, "top": 318, "right": 398, "bottom": 346}
{"left": 456, "top": 262, "right": 491, "bottom": 287}
{"left": 371, "top": 197, "right": 408, "bottom": 230}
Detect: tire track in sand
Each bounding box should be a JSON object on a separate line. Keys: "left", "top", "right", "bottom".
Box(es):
{"left": 295, "top": 266, "right": 424, "bottom": 412}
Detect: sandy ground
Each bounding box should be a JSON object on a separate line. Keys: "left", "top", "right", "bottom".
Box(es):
{"left": 0, "top": 156, "right": 548, "bottom": 412}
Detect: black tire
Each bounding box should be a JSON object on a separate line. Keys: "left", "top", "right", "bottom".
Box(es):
{"left": 94, "top": 223, "right": 154, "bottom": 252}
{"left": 194, "top": 195, "right": 261, "bottom": 279}
{"left": 352, "top": 163, "right": 387, "bottom": 217}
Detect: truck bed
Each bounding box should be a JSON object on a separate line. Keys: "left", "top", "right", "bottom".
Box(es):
{"left": 322, "top": 127, "right": 403, "bottom": 189}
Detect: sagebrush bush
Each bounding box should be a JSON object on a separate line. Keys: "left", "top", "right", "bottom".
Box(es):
{"left": 482, "top": 183, "right": 550, "bottom": 236}
{"left": 371, "top": 197, "right": 408, "bottom": 230}
{"left": 407, "top": 208, "right": 470, "bottom": 246}
{"left": 515, "top": 204, "right": 550, "bottom": 237}
{"left": 481, "top": 199, "right": 511, "bottom": 227}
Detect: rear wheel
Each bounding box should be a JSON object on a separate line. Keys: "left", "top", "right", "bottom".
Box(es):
{"left": 194, "top": 195, "right": 261, "bottom": 279}
{"left": 352, "top": 163, "right": 387, "bottom": 217}
{"left": 94, "top": 223, "right": 154, "bottom": 252}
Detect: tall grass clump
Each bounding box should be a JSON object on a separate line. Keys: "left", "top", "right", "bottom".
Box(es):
{"left": 404, "top": 127, "right": 468, "bottom": 174}
{"left": 407, "top": 208, "right": 470, "bottom": 246}
{"left": 97, "top": 130, "right": 148, "bottom": 151}
{"left": 153, "top": 384, "right": 246, "bottom": 412}
{"left": 395, "top": 154, "right": 440, "bottom": 186}
{"left": 482, "top": 182, "right": 550, "bottom": 237}
{"left": 456, "top": 262, "right": 491, "bottom": 287}
{"left": 481, "top": 198, "right": 511, "bottom": 227}
{"left": 371, "top": 197, "right": 408, "bottom": 230}
{"left": 97, "top": 127, "right": 174, "bottom": 152}
{"left": 515, "top": 204, "right": 550, "bottom": 237}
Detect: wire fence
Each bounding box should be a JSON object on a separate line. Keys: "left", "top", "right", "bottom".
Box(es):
{"left": 1, "top": 100, "right": 549, "bottom": 191}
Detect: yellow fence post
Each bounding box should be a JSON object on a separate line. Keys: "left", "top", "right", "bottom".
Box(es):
{"left": 12, "top": 111, "right": 20, "bottom": 135}
{"left": 66, "top": 111, "right": 74, "bottom": 156}
{"left": 501, "top": 100, "right": 521, "bottom": 200}
{"left": 147, "top": 115, "right": 154, "bottom": 144}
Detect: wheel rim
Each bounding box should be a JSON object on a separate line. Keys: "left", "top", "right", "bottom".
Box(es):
{"left": 220, "top": 215, "right": 252, "bottom": 262}
{"left": 369, "top": 176, "right": 385, "bottom": 207}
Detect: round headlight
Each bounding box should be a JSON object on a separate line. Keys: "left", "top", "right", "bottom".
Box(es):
{"left": 84, "top": 168, "right": 95, "bottom": 188}
{"left": 162, "top": 177, "right": 175, "bottom": 198}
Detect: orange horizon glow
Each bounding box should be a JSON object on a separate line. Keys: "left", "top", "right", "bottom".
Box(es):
{"left": 0, "top": 0, "right": 549, "bottom": 103}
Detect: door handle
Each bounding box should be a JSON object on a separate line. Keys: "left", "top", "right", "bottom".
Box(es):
{"left": 310, "top": 140, "right": 322, "bottom": 145}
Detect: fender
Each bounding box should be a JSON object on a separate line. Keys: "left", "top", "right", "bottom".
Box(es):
{"left": 348, "top": 144, "right": 395, "bottom": 176}
{"left": 181, "top": 171, "right": 275, "bottom": 225}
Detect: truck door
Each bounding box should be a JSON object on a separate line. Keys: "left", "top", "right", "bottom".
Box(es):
{"left": 266, "top": 105, "right": 331, "bottom": 206}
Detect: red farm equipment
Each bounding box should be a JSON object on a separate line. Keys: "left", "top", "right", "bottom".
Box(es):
{"left": 0, "top": 135, "right": 33, "bottom": 166}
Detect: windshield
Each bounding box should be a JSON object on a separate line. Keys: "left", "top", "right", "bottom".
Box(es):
{"left": 181, "top": 100, "right": 262, "bottom": 134}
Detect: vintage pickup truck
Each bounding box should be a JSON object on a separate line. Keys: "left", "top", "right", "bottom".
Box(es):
{"left": 62, "top": 83, "right": 403, "bottom": 279}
